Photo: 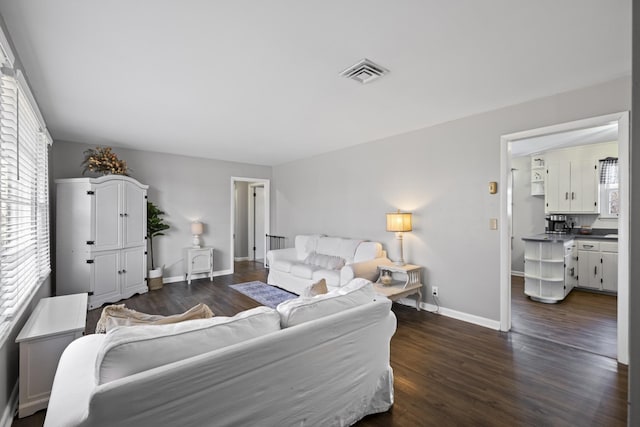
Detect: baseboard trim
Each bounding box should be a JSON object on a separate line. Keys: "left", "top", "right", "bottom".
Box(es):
{"left": 394, "top": 298, "right": 501, "bottom": 331}
{"left": 234, "top": 257, "right": 249, "bottom": 261}
{"left": 511, "top": 270, "right": 525, "bottom": 277}
{"left": 1, "top": 381, "right": 18, "bottom": 427}
{"left": 163, "top": 270, "right": 233, "bottom": 284}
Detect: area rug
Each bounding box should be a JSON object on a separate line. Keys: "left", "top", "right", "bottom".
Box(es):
{"left": 230, "top": 281, "right": 297, "bottom": 308}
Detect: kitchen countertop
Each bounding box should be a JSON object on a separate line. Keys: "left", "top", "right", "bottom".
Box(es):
{"left": 522, "top": 232, "right": 618, "bottom": 242}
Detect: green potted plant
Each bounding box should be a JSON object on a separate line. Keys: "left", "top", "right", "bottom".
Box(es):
{"left": 147, "top": 201, "right": 170, "bottom": 290}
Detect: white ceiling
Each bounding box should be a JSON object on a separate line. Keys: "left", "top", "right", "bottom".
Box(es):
{"left": 0, "top": 0, "right": 631, "bottom": 166}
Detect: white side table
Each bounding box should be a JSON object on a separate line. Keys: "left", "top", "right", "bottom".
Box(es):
{"left": 184, "top": 247, "right": 214, "bottom": 284}
{"left": 15, "top": 293, "right": 87, "bottom": 417}
{"left": 374, "top": 264, "right": 423, "bottom": 311}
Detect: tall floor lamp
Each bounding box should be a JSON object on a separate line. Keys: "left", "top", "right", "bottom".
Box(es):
{"left": 386, "top": 210, "right": 412, "bottom": 266}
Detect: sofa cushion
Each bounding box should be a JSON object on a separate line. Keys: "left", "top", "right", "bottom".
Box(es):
{"left": 96, "top": 306, "right": 281, "bottom": 384}
{"left": 276, "top": 280, "right": 376, "bottom": 327}
{"left": 304, "top": 252, "right": 345, "bottom": 270}
{"left": 337, "top": 239, "right": 363, "bottom": 264}
{"left": 295, "top": 235, "right": 322, "bottom": 260}
{"left": 354, "top": 241, "right": 383, "bottom": 263}
{"left": 272, "top": 259, "right": 294, "bottom": 273}
{"left": 312, "top": 269, "right": 341, "bottom": 287}
{"left": 316, "top": 236, "right": 343, "bottom": 256}
{"left": 291, "top": 263, "right": 321, "bottom": 279}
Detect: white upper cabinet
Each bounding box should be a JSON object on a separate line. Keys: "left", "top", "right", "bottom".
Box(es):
{"left": 544, "top": 142, "right": 616, "bottom": 214}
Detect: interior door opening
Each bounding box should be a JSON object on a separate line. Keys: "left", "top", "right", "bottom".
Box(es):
{"left": 500, "top": 112, "right": 629, "bottom": 365}
{"left": 230, "top": 177, "right": 270, "bottom": 273}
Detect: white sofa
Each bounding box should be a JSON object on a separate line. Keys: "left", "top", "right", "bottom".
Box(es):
{"left": 45, "top": 281, "right": 396, "bottom": 427}
{"left": 267, "top": 234, "right": 391, "bottom": 295}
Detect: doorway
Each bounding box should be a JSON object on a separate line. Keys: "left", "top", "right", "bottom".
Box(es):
{"left": 248, "top": 184, "right": 266, "bottom": 262}
{"left": 230, "top": 177, "right": 270, "bottom": 273}
{"left": 500, "top": 112, "right": 629, "bottom": 364}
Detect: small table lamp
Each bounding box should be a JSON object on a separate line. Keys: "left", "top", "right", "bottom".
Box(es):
{"left": 386, "top": 210, "right": 412, "bottom": 265}
{"left": 191, "top": 221, "right": 204, "bottom": 248}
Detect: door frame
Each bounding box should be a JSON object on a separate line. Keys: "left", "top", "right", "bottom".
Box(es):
{"left": 499, "top": 111, "right": 629, "bottom": 364}
{"left": 230, "top": 177, "right": 270, "bottom": 273}
{"left": 247, "top": 183, "right": 266, "bottom": 262}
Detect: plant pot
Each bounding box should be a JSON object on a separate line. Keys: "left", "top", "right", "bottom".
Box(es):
{"left": 148, "top": 268, "right": 164, "bottom": 290}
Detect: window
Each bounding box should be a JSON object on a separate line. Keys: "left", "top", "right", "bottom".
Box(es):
{"left": 0, "top": 65, "right": 51, "bottom": 337}
{"left": 599, "top": 157, "right": 619, "bottom": 217}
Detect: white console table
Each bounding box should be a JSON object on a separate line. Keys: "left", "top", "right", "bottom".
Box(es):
{"left": 16, "top": 293, "right": 87, "bottom": 417}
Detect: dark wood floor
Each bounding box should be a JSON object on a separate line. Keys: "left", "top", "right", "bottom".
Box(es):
{"left": 13, "top": 262, "right": 627, "bottom": 426}
{"left": 511, "top": 275, "right": 617, "bottom": 359}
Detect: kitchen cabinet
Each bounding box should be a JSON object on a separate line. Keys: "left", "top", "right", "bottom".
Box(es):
{"left": 545, "top": 156, "right": 598, "bottom": 213}
{"left": 576, "top": 240, "right": 618, "bottom": 293}
{"left": 523, "top": 239, "right": 574, "bottom": 303}
{"left": 56, "top": 176, "right": 149, "bottom": 309}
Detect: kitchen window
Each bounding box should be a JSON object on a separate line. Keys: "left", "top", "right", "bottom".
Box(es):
{"left": 599, "top": 158, "right": 619, "bottom": 217}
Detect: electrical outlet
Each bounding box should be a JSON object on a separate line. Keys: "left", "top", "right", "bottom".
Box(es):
{"left": 432, "top": 286, "right": 439, "bottom": 297}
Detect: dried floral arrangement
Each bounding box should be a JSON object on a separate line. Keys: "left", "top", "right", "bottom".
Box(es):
{"left": 81, "top": 146, "right": 129, "bottom": 176}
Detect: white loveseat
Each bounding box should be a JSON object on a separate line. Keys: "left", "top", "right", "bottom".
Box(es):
{"left": 45, "top": 281, "right": 396, "bottom": 427}
{"left": 267, "top": 234, "right": 391, "bottom": 295}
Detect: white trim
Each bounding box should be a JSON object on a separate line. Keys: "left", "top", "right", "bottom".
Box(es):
{"left": 163, "top": 269, "right": 233, "bottom": 284}
{"left": 0, "top": 24, "right": 15, "bottom": 66}
{"left": 511, "top": 270, "right": 525, "bottom": 278}
{"left": 15, "top": 70, "right": 47, "bottom": 131}
{"left": 500, "top": 111, "right": 630, "bottom": 364}
{"left": 0, "top": 381, "right": 18, "bottom": 427}
{"left": 234, "top": 257, "right": 250, "bottom": 262}
{"left": 247, "top": 183, "right": 266, "bottom": 262}
{"left": 230, "top": 177, "right": 270, "bottom": 274}
{"left": 394, "top": 298, "right": 501, "bottom": 330}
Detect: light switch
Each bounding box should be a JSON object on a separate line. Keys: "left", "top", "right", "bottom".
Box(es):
{"left": 489, "top": 218, "right": 498, "bottom": 230}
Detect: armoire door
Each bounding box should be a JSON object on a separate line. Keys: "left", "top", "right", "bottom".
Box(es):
{"left": 90, "top": 251, "right": 120, "bottom": 307}
{"left": 92, "top": 180, "right": 123, "bottom": 251}
{"left": 123, "top": 181, "right": 147, "bottom": 248}
{"left": 121, "top": 246, "right": 147, "bottom": 295}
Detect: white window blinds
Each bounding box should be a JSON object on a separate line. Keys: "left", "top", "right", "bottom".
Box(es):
{"left": 0, "top": 71, "right": 51, "bottom": 334}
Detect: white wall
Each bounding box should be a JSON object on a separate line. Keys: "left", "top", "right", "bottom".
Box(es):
{"left": 511, "top": 156, "right": 545, "bottom": 274}
{"left": 273, "top": 76, "right": 630, "bottom": 322}
{"left": 51, "top": 141, "right": 271, "bottom": 279}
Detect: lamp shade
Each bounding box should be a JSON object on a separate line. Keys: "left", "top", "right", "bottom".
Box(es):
{"left": 386, "top": 211, "right": 412, "bottom": 232}
{"left": 190, "top": 221, "right": 204, "bottom": 236}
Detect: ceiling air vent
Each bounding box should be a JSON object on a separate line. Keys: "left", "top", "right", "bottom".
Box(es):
{"left": 339, "top": 58, "right": 389, "bottom": 84}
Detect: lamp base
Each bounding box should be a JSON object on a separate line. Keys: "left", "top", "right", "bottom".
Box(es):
{"left": 192, "top": 235, "right": 201, "bottom": 248}
{"left": 394, "top": 260, "right": 406, "bottom": 266}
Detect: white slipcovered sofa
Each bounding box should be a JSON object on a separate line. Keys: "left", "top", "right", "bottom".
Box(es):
{"left": 267, "top": 234, "right": 391, "bottom": 295}
{"left": 45, "top": 280, "right": 396, "bottom": 427}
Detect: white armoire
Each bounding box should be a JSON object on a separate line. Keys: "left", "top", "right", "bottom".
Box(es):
{"left": 56, "top": 175, "right": 149, "bottom": 309}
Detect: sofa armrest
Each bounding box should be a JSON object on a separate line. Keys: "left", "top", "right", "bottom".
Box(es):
{"left": 267, "top": 248, "right": 298, "bottom": 265}
{"left": 340, "top": 257, "right": 393, "bottom": 285}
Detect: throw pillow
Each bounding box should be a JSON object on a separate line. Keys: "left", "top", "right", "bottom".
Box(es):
{"left": 303, "top": 278, "right": 328, "bottom": 297}
{"left": 303, "top": 251, "right": 346, "bottom": 270}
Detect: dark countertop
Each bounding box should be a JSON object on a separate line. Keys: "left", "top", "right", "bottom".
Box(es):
{"left": 522, "top": 230, "right": 618, "bottom": 242}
